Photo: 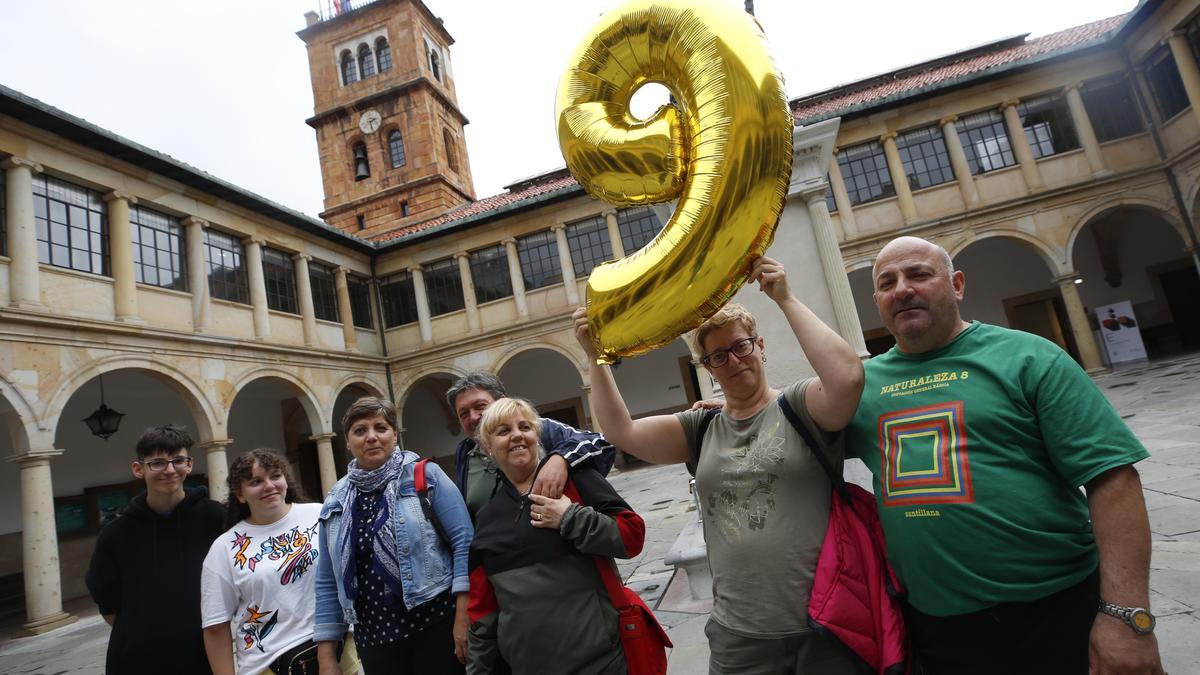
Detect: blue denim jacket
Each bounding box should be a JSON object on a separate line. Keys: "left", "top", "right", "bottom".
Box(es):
{"left": 314, "top": 450, "right": 473, "bottom": 642}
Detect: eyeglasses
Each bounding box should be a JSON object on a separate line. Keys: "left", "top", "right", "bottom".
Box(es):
{"left": 140, "top": 456, "right": 193, "bottom": 472}
{"left": 700, "top": 336, "right": 758, "bottom": 368}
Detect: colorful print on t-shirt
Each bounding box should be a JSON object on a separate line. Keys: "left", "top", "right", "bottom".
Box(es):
{"left": 877, "top": 400, "right": 974, "bottom": 507}
{"left": 240, "top": 603, "right": 279, "bottom": 652}
{"left": 229, "top": 522, "right": 319, "bottom": 585}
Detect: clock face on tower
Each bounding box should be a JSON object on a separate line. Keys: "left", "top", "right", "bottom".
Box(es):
{"left": 358, "top": 110, "right": 382, "bottom": 135}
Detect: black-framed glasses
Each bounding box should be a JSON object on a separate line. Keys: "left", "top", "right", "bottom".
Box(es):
{"left": 140, "top": 456, "right": 193, "bottom": 472}
{"left": 701, "top": 336, "right": 758, "bottom": 368}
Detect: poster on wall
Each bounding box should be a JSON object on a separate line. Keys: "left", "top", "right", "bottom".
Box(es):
{"left": 1095, "top": 301, "right": 1148, "bottom": 364}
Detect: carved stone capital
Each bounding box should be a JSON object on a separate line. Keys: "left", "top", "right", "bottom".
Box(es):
{"left": 938, "top": 114, "right": 959, "bottom": 127}
{"left": 181, "top": 216, "right": 209, "bottom": 229}
{"left": 102, "top": 190, "right": 138, "bottom": 205}
{"left": 0, "top": 156, "right": 43, "bottom": 173}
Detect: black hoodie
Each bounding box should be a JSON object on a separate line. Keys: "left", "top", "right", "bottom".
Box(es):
{"left": 86, "top": 485, "right": 224, "bottom": 675}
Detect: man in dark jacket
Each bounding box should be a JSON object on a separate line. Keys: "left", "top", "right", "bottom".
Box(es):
{"left": 86, "top": 424, "right": 225, "bottom": 675}
{"left": 446, "top": 372, "right": 616, "bottom": 518}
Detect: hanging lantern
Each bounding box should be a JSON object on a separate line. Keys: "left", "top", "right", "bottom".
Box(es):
{"left": 83, "top": 375, "right": 124, "bottom": 440}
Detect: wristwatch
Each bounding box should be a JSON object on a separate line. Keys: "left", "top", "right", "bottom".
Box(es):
{"left": 1098, "top": 600, "right": 1156, "bottom": 634}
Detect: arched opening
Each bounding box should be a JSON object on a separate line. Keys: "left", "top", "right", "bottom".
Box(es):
{"left": 388, "top": 129, "right": 406, "bottom": 168}
{"left": 329, "top": 381, "right": 386, "bottom": 481}
{"left": 498, "top": 348, "right": 589, "bottom": 429}
{"left": 0, "top": 391, "right": 32, "bottom": 621}
{"left": 398, "top": 372, "right": 460, "bottom": 473}
{"left": 442, "top": 129, "right": 459, "bottom": 173}
{"left": 340, "top": 49, "right": 357, "bottom": 85}
{"left": 953, "top": 236, "right": 1079, "bottom": 360}
{"left": 375, "top": 37, "right": 392, "bottom": 72}
{"left": 1072, "top": 206, "right": 1199, "bottom": 360}
{"left": 38, "top": 369, "right": 212, "bottom": 606}
{"left": 357, "top": 43, "right": 375, "bottom": 79}
{"left": 228, "top": 377, "right": 321, "bottom": 504}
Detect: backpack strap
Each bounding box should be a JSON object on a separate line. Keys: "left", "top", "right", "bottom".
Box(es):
{"left": 685, "top": 408, "right": 720, "bottom": 476}
{"left": 414, "top": 459, "right": 452, "bottom": 549}
{"left": 776, "top": 393, "right": 851, "bottom": 502}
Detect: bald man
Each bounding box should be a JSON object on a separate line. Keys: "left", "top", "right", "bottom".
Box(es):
{"left": 846, "top": 236, "right": 1162, "bottom": 674}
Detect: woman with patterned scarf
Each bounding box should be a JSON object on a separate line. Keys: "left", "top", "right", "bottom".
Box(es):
{"left": 314, "top": 396, "right": 473, "bottom": 675}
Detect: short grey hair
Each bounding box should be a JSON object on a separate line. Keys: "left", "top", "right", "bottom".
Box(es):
{"left": 446, "top": 371, "right": 506, "bottom": 410}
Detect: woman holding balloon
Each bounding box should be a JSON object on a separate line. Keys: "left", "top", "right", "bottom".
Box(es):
{"left": 572, "top": 257, "right": 867, "bottom": 674}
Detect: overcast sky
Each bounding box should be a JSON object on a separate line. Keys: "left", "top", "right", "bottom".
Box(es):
{"left": 1, "top": 0, "right": 1136, "bottom": 219}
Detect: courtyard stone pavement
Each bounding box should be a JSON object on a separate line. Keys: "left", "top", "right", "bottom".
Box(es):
{"left": 1, "top": 353, "right": 1197, "bottom": 674}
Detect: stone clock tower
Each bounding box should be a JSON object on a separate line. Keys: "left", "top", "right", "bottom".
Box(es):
{"left": 298, "top": 0, "right": 475, "bottom": 239}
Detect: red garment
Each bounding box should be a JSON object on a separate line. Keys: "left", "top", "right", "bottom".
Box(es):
{"left": 807, "top": 481, "right": 908, "bottom": 675}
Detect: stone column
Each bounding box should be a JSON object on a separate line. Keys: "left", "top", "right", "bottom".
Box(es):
{"left": 410, "top": 265, "right": 434, "bottom": 344}
{"left": 551, "top": 224, "right": 580, "bottom": 305}
{"left": 880, "top": 133, "right": 917, "bottom": 222}
{"left": 503, "top": 238, "right": 529, "bottom": 318}
{"left": 2, "top": 157, "right": 44, "bottom": 308}
{"left": 581, "top": 384, "right": 601, "bottom": 434}
{"left": 1000, "top": 99, "right": 1045, "bottom": 192}
{"left": 603, "top": 210, "right": 625, "bottom": 258}
{"left": 1168, "top": 31, "right": 1200, "bottom": 127}
{"left": 103, "top": 191, "right": 140, "bottom": 323}
{"left": 244, "top": 237, "right": 271, "bottom": 339}
{"left": 827, "top": 154, "right": 858, "bottom": 238}
{"left": 455, "top": 251, "right": 481, "bottom": 333}
{"left": 802, "top": 188, "right": 870, "bottom": 358}
{"left": 1055, "top": 274, "right": 1105, "bottom": 373}
{"left": 1063, "top": 84, "right": 1110, "bottom": 177}
{"left": 334, "top": 266, "right": 358, "bottom": 351}
{"left": 182, "top": 217, "right": 212, "bottom": 332}
{"left": 198, "top": 439, "right": 232, "bottom": 503}
{"left": 293, "top": 253, "right": 319, "bottom": 347}
{"left": 310, "top": 433, "right": 339, "bottom": 495}
{"left": 939, "top": 115, "right": 981, "bottom": 207}
{"left": 9, "top": 450, "right": 76, "bottom": 635}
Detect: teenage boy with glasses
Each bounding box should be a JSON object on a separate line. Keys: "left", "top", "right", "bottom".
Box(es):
{"left": 86, "top": 424, "right": 225, "bottom": 675}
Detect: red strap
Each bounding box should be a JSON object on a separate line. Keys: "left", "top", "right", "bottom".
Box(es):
{"left": 415, "top": 458, "right": 429, "bottom": 492}
{"left": 562, "top": 480, "right": 629, "bottom": 611}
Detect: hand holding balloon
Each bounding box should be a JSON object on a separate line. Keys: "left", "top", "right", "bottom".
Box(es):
{"left": 572, "top": 307, "right": 599, "bottom": 362}
{"left": 749, "top": 257, "right": 794, "bottom": 305}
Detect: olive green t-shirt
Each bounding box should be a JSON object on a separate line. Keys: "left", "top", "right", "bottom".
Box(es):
{"left": 847, "top": 322, "right": 1149, "bottom": 616}
{"left": 676, "top": 379, "right": 837, "bottom": 638}
{"left": 464, "top": 443, "right": 501, "bottom": 518}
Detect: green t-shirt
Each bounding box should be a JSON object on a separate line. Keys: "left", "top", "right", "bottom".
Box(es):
{"left": 847, "top": 322, "right": 1148, "bottom": 616}
{"left": 676, "top": 379, "right": 837, "bottom": 638}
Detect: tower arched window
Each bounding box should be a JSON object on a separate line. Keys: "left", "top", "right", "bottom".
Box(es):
{"left": 340, "top": 50, "right": 357, "bottom": 85}
{"left": 358, "top": 43, "right": 375, "bottom": 79}
{"left": 429, "top": 48, "right": 441, "bottom": 81}
{"left": 388, "top": 130, "right": 406, "bottom": 168}
{"left": 353, "top": 143, "right": 370, "bottom": 181}
{"left": 443, "top": 129, "right": 459, "bottom": 172}
{"left": 376, "top": 37, "right": 393, "bottom": 72}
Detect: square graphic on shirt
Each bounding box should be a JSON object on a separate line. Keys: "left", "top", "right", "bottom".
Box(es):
{"left": 878, "top": 401, "right": 974, "bottom": 506}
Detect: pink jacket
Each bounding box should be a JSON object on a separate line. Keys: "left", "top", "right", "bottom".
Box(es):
{"left": 807, "top": 481, "right": 908, "bottom": 675}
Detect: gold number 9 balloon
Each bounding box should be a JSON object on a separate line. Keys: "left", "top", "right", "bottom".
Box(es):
{"left": 557, "top": 0, "right": 793, "bottom": 364}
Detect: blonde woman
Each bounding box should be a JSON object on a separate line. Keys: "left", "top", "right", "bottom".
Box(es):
{"left": 466, "top": 398, "right": 645, "bottom": 675}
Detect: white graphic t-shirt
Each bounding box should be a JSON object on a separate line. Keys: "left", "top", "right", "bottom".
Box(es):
{"left": 201, "top": 502, "right": 322, "bottom": 674}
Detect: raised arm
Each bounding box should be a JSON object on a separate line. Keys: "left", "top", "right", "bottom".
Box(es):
{"left": 572, "top": 307, "right": 691, "bottom": 465}
{"left": 750, "top": 257, "right": 864, "bottom": 431}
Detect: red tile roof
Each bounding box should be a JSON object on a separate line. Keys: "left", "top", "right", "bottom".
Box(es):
{"left": 791, "top": 13, "right": 1128, "bottom": 123}
{"left": 373, "top": 13, "right": 1129, "bottom": 246}
{"left": 372, "top": 172, "right": 581, "bottom": 243}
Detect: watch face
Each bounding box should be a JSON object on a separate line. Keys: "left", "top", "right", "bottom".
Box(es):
{"left": 359, "top": 110, "right": 382, "bottom": 134}
{"left": 1131, "top": 609, "right": 1155, "bottom": 633}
